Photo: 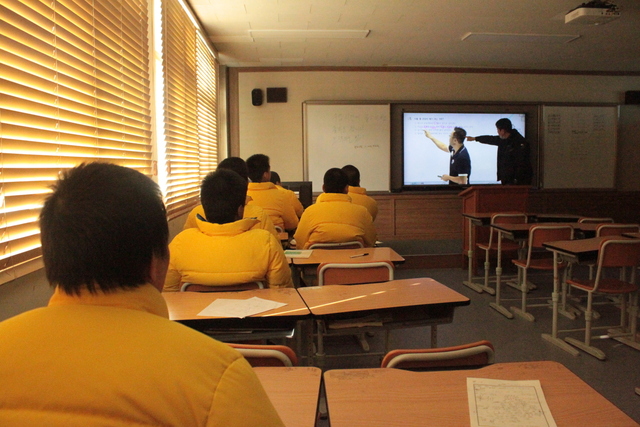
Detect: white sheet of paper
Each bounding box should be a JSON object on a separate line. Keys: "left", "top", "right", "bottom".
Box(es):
{"left": 467, "top": 377, "right": 557, "bottom": 427}
{"left": 197, "top": 297, "right": 287, "bottom": 318}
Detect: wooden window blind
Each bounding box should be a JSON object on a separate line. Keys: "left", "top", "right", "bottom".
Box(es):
{"left": 0, "top": 0, "right": 151, "bottom": 283}
{"left": 162, "top": 0, "right": 218, "bottom": 218}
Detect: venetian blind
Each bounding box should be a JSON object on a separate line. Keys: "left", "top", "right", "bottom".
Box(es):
{"left": 0, "top": 0, "right": 151, "bottom": 283}
{"left": 162, "top": 0, "right": 218, "bottom": 218}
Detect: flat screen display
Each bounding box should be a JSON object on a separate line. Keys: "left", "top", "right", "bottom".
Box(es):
{"left": 403, "top": 112, "right": 526, "bottom": 187}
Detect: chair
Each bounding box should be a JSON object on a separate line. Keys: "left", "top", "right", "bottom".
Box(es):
{"left": 381, "top": 340, "right": 495, "bottom": 371}
{"left": 587, "top": 224, "right": 640, "bottom": 279}
{"left": 476, "top": 213, "right": 528, "bottom": 295}
{"left": 315, "top": 261, "right": 395, "bottom": 354}
{"left": 309, "top": 241, "right": 364, "bottom": 250}
{"left": 227, "top": 343, "right": 298, "bottom": 366}
{"left": 511, "top": 225, "right": 574, "bottom": 321}
{"left": 564, "top": 239, "right": 640, "bottom": 360}
{"left": 317, "top": 261, "right": 394, "bottom": 286}
{"left": 578, "top": 217, "right": 614, "bottom": 224}
{"left": 180, "top": 282, "right": 264, "bottom": 292}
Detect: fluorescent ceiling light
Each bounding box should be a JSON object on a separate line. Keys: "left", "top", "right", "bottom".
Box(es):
{"left": 249, "top": 29, "right": 370, "bottom": 39}
{"left": 461, "top": 32, "right": 580, "bottom": 44}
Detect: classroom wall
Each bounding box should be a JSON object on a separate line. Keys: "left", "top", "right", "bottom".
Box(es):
{"left": 232, "top": 69, "right": 640, "bottom": 190}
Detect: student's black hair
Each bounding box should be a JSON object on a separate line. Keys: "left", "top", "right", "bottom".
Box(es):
{"left": 495, "top": 118, "right": 513, "bottom": 131}
{"left": 323, "top": 168, "right": 349, "bottom": 194}
{"left": 341, "top": 164, "right": 360, "bottom": 187}
{"left": 200, "top": 169, "right": 248, "bottom": 224}
{"left": 246, "top": 154, "right": 270, "bottom": 183}
{"left": 452, "top": 127, "right": 467, "bottom": 144}
{"left": 39, "top": 162, "right": 169, "bottom": 295}
{"left": 217, "top": 157, "right": 249, "bottom": 181}
{"left": 269, "top": 171, "right": 281, "bottom": 185}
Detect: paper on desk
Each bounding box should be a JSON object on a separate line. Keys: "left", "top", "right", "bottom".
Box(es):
{"left": 284, "top": 249, "right": 312, "bottom": 258}
{"left": 467, "top": 378, "right": 557, "bottom": 427}
{"left": 197, "top": 297, "right": 287, "bottom": 318}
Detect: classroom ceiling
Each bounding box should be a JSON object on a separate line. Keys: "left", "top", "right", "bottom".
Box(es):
{"left": 186, "top": 0, "right": 640, "bottom": 72}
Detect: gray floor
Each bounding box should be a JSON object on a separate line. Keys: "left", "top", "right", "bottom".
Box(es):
{"left": 317, "top": 264, "right": 640, "bottom": 424}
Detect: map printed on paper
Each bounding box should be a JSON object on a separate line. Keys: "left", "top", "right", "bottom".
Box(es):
{"left": 467, "top": 378, "right": 557, "bottom": 427}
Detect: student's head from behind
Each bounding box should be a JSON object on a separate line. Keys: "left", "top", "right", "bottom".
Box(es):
{"left": 341, "top": 164, "right": 360, "bottom": 187}
{"left": 201, "top": 169, "right": 248, "bottom": 225}
{"left": 495, "top": 118, "right": 513, "bottom": 139}
{"left": 246, "top": 154, "right": 270, "bottom": 183}
{"left": 323, "top": 168, "right": 349, "bottom": 194}
{"left": 450, "top": 127, "right": 467, "bottom": 147}
{"left": 40, "top": 162, "right": 169, "bottom": 295}
{"left": 217, "top": 157, "right": 249, "bottom": 182}
{"left": 269, "top": 171, "right": 281, "bottom": 185}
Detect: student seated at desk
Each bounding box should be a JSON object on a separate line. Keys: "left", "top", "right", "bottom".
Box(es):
{"left": 164, "top": 169, "right": 293, "bottom": 291}
{"left": 183, "top": 157, "right": 279, "bottom": 239}
{"left": 270, "top": 171, "right": 304, "bottom": 218}
{"left": 246, "top": 154, "right": 299, "bottom": 231}
{"left": 0, "top": 163, "right": 283, "bottom": 426}
{"left": 294, "top": 168, "right": 377, "bottom": 249}
{"left": 342, "top": 164, "right": 378, "bottom": 220}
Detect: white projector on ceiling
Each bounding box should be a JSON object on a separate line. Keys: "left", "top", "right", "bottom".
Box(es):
{"left": 565, "top": 7, "right": 621, "bottom": 24}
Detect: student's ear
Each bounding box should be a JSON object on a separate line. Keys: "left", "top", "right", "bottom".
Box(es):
{"left": 263, "top": 170, "right": 271, "bottom": 183}
{"left": 237, "top": 204, "right": 245, "bottom": 220}
{"left": 149, "top": 251, "right": 169, "bottom": 292}
{"left": 342, "top": 184, "right": 349, "bottom": 194}
{"left": 322, "top": 184, "right": 326, "bottom": 193}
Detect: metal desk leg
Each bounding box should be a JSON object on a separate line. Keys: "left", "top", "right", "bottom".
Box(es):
{"left": 463, "top": 217, "right": 484, "bottom": 293}
{"left": 490, "top": 231, "right": 514, "bottom": 319}
{"left": 541, "top": 250, "right": 580, "bottom": 356}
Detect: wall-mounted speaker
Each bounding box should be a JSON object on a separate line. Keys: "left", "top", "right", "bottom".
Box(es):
{"left": 267, "top": 87, "right": 287, "bottom": 103}
{"left": 251, "top": 88, "right": 263, "bottom": 106}
{"left": 624, "top": 91, "right": 640, "bottom": 105}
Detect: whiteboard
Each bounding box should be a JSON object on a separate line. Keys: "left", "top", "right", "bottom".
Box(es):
{"left": 304, "top": 103, "right": 390, "bottom": 192}
{"left": 542, "top": 106, "right": 618, "bottom": 189}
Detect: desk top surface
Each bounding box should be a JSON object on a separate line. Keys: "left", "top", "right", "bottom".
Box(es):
{"left": 323, "top": 361, "right": 636, "bottom": 427}
{"left": 254, "top": 367, "right": 321, "bottom": 427}
{"left": 292, "top": 247, "right": 404, "bottom": 265}
{"left": 297, "top": 277, "right": 469, "bottom": 316}
{"left": 543, "top": 235, "right": 634, "bottom": 255}
{"left": 162, "top": 288, "right": 310, "bottom": 321}
{"left": 623, "top": 232, "right": 640, "bottom": 239}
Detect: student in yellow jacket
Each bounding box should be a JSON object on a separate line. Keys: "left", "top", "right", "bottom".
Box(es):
{"left": 270, "top": 171, "right": 304, "bottom": 218}
{"left": 294, "top": 168, "right": 377, "bottom": 249}
{"left": 246, "top": 154, "right": 299, "bottom": 231}
{"left": 183, "top": 157, "right": 279, "bottom": 239}
{"left": 0, "top": 163, "right": 284, "bottom": 427}
{"left": 164, "top": 169, "right": 293, "bottom": 291}
{"left": 342, "top": 164, "right": 378, "bottom": 220}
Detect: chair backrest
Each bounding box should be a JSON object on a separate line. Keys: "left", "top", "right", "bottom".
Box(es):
{"left": 227, "top": 343, "right": 298, "bottom": 367}
{"left": 528, "top": 224, "right": 574, "bottom": 249}
{"left": 596, "top": 223, "right": 640, "bottom": 237}
{"left": 578, "top": 217, "right": 614, "bottom": 224}
{"left": 317, "top": 262, "right": 394, "bottom": 286}
{"left": 309, "top": 241, "right": 364, "bottom": 250}
{"left": 381, "top": 340, "right": 495, "bottom": 371}
{"left": 180, "top": 282, "right": 264, "bottom": 292}
{"left": 486, "top": 213, "right": 528, "bottom": 246}
{"left": 592, "top": 239, "right": 640, "bottom": 291}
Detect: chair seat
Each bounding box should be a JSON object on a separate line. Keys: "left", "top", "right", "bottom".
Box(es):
{"left": 567, "top": 278, "right": 639, "bottom": 294}
{"left": 512, "top": 258, "right": 567, "bottom": 270}
{"left": 477, "top": 241, "right": 521, "bottom": 252}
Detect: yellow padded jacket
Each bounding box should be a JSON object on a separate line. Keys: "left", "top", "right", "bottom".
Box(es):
{"left": 183, "top": 202, "right": 279, "bottom": 239}
{"left": 276, "top": 185, "right": 304, "bottom": 218}
{"left": 294, "top": 193, "right": 377, "bottom": 249}
{"left": 247, "top": 182, "right": 299, "bottom": 231}
{"left": 164, "top": 217, "right": 293, "bottom": 291}
{"left": 0, "top": 284, "right": 284, "bottom": 427}
{"left": 347, "top": 186, "right": 378, "bottom": 220}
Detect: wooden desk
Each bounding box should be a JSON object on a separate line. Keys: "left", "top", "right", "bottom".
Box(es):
{"left": 623, "top": 232, "right": 640, "bottom": 239}
{"left": 489, "top": 222, "right": 575, "bottom": 320}
{"left": 291, "top": 247, "right": 404, "bottom": 266}
{"left": 254, "top": 367, "right": 321, "bottom": 427}
{"left": 323, "top": 361, "right": 637, "bottom": 427}
{"left": 297, "top": 278, "right": 469, "bottom": 362}
{"left": 162, "top": 288, "right": 310, "bottom": 342}
{"left": 543, "top": 236, "right": 635, "bottom": 357}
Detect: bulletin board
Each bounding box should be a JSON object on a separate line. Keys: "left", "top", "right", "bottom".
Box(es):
{"left": 542, "top": 105, "right": 618, "bottom": 189}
